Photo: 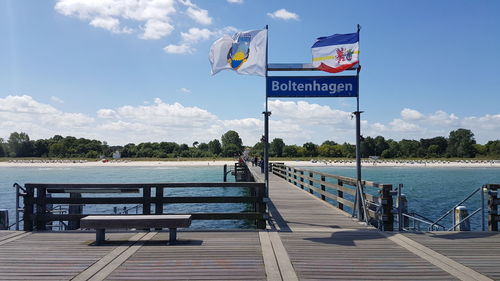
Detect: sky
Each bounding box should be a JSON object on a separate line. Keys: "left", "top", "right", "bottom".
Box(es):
{"left": 1, "top": 0, "right": 499, "bottom": 146}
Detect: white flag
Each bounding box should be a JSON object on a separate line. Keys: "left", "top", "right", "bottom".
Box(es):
{"left": 209, "top": 29, "right": 267, "bottom": 77}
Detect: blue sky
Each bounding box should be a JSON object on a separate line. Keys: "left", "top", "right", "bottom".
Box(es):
{"left": 1, "top": 0, "right": 499, "bottom": 146}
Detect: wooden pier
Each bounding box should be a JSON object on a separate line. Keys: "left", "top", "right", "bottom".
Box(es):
{"left": 2, "top": 165, "right": 500, "bottom": 280}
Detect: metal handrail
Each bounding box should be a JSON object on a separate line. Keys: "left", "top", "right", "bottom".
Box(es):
{"left": 12, "top": 183, "right": 26, "bottom": 231}
{"left": 428, "top": 186, "right": 482, "bottom": 231}
{"left": 401, "top": 213, "right": 436, "bottom": 230}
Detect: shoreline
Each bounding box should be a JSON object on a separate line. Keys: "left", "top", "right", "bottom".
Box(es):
{"left": 0, "top": 159, "right": 499, "bottom": 168}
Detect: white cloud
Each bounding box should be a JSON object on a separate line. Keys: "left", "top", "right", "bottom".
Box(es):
{"left": 0, "top": 95, "right": 94, "bottom": 140}
{"left": 165, "top": 26, "right": 236, "bottom": 55}
{"left": 50, "top": 96, "right": 64, "bottom": 104}
{"left": 186, "top": 6, "right": 212, "bottom": 25}
{"left": 227, "top": 0, "right": 243, "bottom": 3}
{"left": 180, "top": 87, "right": 191, "bottom": 93}
{"left": 140, "top": 19, "right": 174, "bottom": 39}
{"left": 2, "top": 96, "right": 500, "bottom": 146}
{"left": 181, "top": 27, "right": 213, "bottom": 43}
{"left": 163, "top": 43, "right": 194, "bottom": 54}
{"left": 55, "top": 0, "right": 187, "bottom": 40}
{"left": 401, "top": 108, "right": 423, "bottom": 120}
{"left": 267, "top": 9, "right": 299, "bottom": 21}
{"left": 97, "top": 109, "right": 118, "bottom": 119}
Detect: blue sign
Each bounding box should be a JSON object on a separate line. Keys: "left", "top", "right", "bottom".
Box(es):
{"left": 267, "top": 76, "right": 358, "bottom": 98}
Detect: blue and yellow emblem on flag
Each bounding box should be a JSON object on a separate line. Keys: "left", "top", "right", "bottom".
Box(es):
{"left": 209, "top": 29, "right": 267, "bottom": 76}
{"left": 227, "top": 34, "right": 251, "bottom": 70}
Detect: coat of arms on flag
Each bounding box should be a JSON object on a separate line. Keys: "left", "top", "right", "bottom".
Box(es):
{"left": 209, "top": 29, "right": 267, "bottom": 77}
{"left": 311, "top": 32, "right": 359, "bottom": 73}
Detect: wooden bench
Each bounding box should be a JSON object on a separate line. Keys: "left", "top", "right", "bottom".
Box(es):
{"left": 80, "top": 215, "right": 192, "bottom": 245}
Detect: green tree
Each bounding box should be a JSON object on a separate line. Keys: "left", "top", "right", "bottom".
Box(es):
{"left": 318, "top": 143, "right": 342, "bottom": 157}
{"left": 341, "top": 143, "right": 356, "bottom": 158}
{"left": 447, "top": 128, "right": 476, "bottom": 157}
{"left": 398, "top": 139, "right": 421, "bottom": 158}
{"left": 374, "top": 136, "right": 389, "bottom": 156}
{"left": 486, "top": 140, "right": 500, "bottom": 157}
{"left": 33, "top": 139, "right": 49, "bottom": 157}
{"left": 420, "top": 136, "right": 447, "bottom": 157}
{"left": 221, "top": 130, "right": 243, "bottom": 156}
{"left": 473, "top": 144, "right": 487, "bottom": 156}
{"left": 360, "top": 136, "right": 376, "bottom": 157}
{"left": 0, "top": 138, "right": 5, "bottom": 157}
{"left": 283, "top": 145, "right": 300, "bottom": 157}
{"left": 8, "top": 132, "right": 34, "bottom": 157}
{"left": 222, "top": 143, "right": 242, "bottom": 157}
{"left": 208, "top": 139, "right": 222, "bottom": 156}
{"left": 270, "top": 138, "right": 285, "bottom": 157}
{"left": 197, "top": 143, "right": 209, "bottom": 152}
{"left": 252, "top": 142, "right": 264, "bottom": 157}
{"left": 302, "top": 142, "right": 318, "bottom": 157}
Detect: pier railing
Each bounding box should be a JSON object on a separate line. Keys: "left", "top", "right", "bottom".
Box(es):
{"left": 487, "top": 184, "right": 500, "bottom": 231}
{"left": 21, "top": 182, "right": 266, "bottom": 231}
{"left": 270, "top": 163, "right": 394, "bottom": 231}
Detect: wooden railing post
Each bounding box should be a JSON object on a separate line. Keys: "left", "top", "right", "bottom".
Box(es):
{"left": 23, "top": 185, "right": 34, "bottom": 231}
{"left": 337, "top": 180, "right": 344, "bottom": 210}
{"left": 68, "top": 193, "right": 82, "bottom": 230}
{"left": 320, "top": 176, "right": 326, "bottom": 200}
{"left": 256, "top": 184, "right": 266, "bottom": 229}
{"left": 309, "top": 172, "right": 314, "bottom": 194}
{"left": 380, "top": 184, "right": 394, "bottom": 231}
{"left": 488, "top": 184, "right": 499, "bottom": 231}
{"left": 143, "top": 187, "right": 151, "bottom": 215}
{"left": 287, "top": 167, "right": 292, "bottom": 183}
{"left": 35, "top": 187, "right": 47, "bottom": 231}
{"left": 155, "top": 187, "right": 164, "bottom": 215}
{"left": 299, "top": 170, "right": 304, "bottom": 190}
{"left": 293, "top": 168, "right": 297, "bottom": 185}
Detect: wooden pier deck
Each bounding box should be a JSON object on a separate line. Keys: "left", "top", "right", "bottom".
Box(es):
{"left": 2, "top": 166, "right": 500, "bottom": 280}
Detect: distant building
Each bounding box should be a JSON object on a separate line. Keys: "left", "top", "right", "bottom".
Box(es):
{"left": 112, "top": 151, "right": 121, "bottom": 159}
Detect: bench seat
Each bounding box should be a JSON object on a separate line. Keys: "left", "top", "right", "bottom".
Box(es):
{"left": 80, "top": 215, "right": 192, "bottom": 245}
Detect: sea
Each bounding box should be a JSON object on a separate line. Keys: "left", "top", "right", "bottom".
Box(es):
{"left": 1, "top": 165, "right": 499, "bottom": 231}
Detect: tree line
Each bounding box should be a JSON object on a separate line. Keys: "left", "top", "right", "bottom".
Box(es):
{"left": 257, "top": 128, "right": 500, "bottom": 159}
{"left": 1, "top": 128, "right": 499, "bottom": 159}
{"left": 0, "top": 130, "right": 244, "bottom": 159}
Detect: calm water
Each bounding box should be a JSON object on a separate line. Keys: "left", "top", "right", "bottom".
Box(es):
{"left": 0, "top": 166, "right": 249, "bottom": 230}
{"left": 1, "top": 165, "right": 499, "bottom": 231}
{"left": 307, "top": 166, "right": 500, "bottom": 230}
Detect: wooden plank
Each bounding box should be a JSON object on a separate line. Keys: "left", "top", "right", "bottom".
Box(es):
{"left": 258, "top": 231, "right": 282, "bottom": 281}
{"left": 0, "top": 231, "right": 26, "bottom": 242}
{"left": 32, "top": 196, "right": 260, "bottom": 204}
{"left": 384, "top": 232, "right": 493, "bottom": 281}
{"left": 27, "top": 182, "right": 265, "bottom": 190}
{"left": 88, "top": 232, "right": 157, "bottom": 281}
{"left": 35, "top": 212, "right": 264, "bottom": 222}
{"left": 80, "top": 215, "right": 192, "bottom": 229}
{"left": 0, "top": 232, "right": 137, "bottom": 280}
{"left": 106, "top": 231, "right": 266, "bottom": 281}
{"left": 71, "top": 232, "right": 147, "bottom": 281}
{"left": 0, "top": 232, "right": 31, "bottom": 246}
{"left": 268, "top": 232, "right": 299, "bottom": 281}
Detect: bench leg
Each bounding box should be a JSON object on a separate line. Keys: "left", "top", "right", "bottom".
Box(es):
{"left": 169, "top": 228, "right": 177, "bottom": 244}
{"left": 96, "top": 229, "right": 105, "bottom": 245}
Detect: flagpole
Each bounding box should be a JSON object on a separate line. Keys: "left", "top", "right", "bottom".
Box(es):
{"left": 354, "top": 24, "right": 367, "bottom": 222}
{"left": 264, "top": 24, "right": 270, "bottom": 198}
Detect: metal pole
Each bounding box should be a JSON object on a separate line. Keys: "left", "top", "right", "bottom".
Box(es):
{"left": 264, "top": 24, "right": 270, "bottom": 198}
{"left": 15, "top": 184, "right": 19, "bottom": 231}
{"left": 353, "top": 24, "right": 364, "bottom": 221}
{"left": 481, "top": 185, "right": 485, "bottom": 231}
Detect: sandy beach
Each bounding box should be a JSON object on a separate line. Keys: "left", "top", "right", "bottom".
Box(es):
{"left": 1, "top": 159, "right": 499, "bottom": 168}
